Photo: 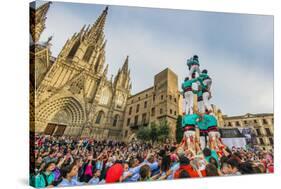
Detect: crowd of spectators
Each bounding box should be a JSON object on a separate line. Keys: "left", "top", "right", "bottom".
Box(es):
{"left": 30, "top": 134, "right": 274, "bottom": 188}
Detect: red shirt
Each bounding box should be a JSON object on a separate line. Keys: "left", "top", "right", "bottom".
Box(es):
{"left": 174, "top": 165, "right": 206, "bottom": 178}
{"left": 268, "top": 164, "right": 274, "bottom": 173}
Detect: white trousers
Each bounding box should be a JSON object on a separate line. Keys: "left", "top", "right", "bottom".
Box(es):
{"left": 184, "top": 91, "right": 194, "bottom": 114}
{"left": 203, "top": 92, "right": 212, "bottom": 112}
{"left": 209, "top": 131, "right": 220, "bottom": 138}
{"left": 184, "top": 130, "right": 196, "bottom": 138}
{"left": 189, "top": 65, "right": 200, "bottom": 79}
{"left": 198, "top": 100, "right": 205, "bottom": 113}
{"left": 208, "top": 131, "right": 220, "bottom": 149}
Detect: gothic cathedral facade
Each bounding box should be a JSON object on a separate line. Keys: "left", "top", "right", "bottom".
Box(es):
{"left": 30, "top": 3, "right": 132, "bottom": 140}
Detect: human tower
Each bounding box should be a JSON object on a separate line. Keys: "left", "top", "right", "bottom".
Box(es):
{"left": 181, "top": 55, "right": 222, "bottom": 154}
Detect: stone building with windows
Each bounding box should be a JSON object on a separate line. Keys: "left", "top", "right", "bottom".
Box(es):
{"left": 122, "top": 68, "right": 181, "bottom": 141}
{"left": 222, "top": 113, "right": 274, "bottom": 150}
{"left": 30, "top": 3, "right": 132, "bottom": 140}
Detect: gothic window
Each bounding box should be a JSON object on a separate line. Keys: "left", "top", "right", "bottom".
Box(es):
{"left": 67, "top": 39, "right": 80, "bottom": 59}
{"left": 256, "top": 129, "right": 261, "bottom": 136}
{"left": 136, "top": 104, "right": 140, "bottom": 113}
{"left": 142, "top": 113, "right": 147, "bottom": 125}
{"left": 94, "top": 53, "right": 102, "bottom": 72}
{"left": 134, "top": 115, "right": 139, "bottom": 125}
{"left": 144, "top": 101, "right": 147, "bottom": 108}
{"left": 269, "top": 138, "right": 273, "bottom": 145}
{"left": 127, "top": 118, "right": 131, "bottom": 126}
{"left": 129, "top": 107, "right": 132, "bottom": 115}
{"left": 113, "top": 114, "right": 119, "bottom": 127}
{"left": 265, "top": 128, "right": 271, "bottom": 136}
{"left": 151, "top": 108, "right": 155, "bottom": 116}
{"left": 83, "top": 45, "right": 95, "bottom": 62}
{"left": 99, "top": 88, "right": 111, "bottom": 105}
{"left": 116, "top": 94, "right": 125, "bottom": 108}
{"left": 259, "top": 138, "right": 264, "bottom": 145}
{"left": 95, "top": 111, "right": 104, "bottom": 124}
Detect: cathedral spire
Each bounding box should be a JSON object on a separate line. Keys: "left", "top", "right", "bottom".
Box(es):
{"left": 114, "top": 56, "right": 131, "bottom": 89}
{"left": 122, "top": 56, "right": 129, "bottom": 73}
{"left": 80, "top": 24, "right": 87, "bottom": 34}
{"left": 85, "top": 6, "right": 108, "bottom": 45}
{"left": 30, "top": 1, "right": 52, "bottom": 43}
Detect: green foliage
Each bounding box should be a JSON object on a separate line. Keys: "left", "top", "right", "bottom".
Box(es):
{"left": 136, "top": 121, "right": 171, "bottom": 143}
{"left": 176, "top": 115, "right": 183, "bottom": 143}
{"left": 136, "top": 126, "right": 150, "bottom": 141}
{"left": 158, "top": 120, "right": 170, "bottom": 142}
{"left": 150, "top": 122, "right": 159, "bottom": 143}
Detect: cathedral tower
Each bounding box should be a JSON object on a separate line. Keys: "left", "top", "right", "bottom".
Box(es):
{"left": 33, "top": 5, "right": 132, "bottom": 140}
{"left": 30, "top": 1, "right": 52, "bottom": 43}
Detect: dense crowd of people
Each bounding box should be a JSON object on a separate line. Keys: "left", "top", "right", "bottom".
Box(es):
{"left": 30, "top": 134, "right": 274, "bottom": 188}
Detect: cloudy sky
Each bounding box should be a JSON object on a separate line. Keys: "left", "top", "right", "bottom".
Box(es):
{"left": 37, "top": 1, "right": 274, "bottom": 116}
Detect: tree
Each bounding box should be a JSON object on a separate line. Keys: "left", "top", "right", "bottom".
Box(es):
{"left": 136, "top": 121, "right": 171, "bottom": 143}
{"left": 176, "top": 115, "right": 183, "bottom": 143}
{"left": 150, "top": 122, "right": 159, "bottom": 143}
{"left": 136, "top": 126, "right": 150, "bottom": 141}
{"left": 158, "top": 120, "right": 170, "bottom": 142}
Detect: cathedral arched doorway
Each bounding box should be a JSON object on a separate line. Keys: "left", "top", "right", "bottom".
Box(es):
{"left": 37, "top": 97, "right": 85, "bottom": 136}
{"left": 44, "top": 110, "right": 70, "bottom": 136}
